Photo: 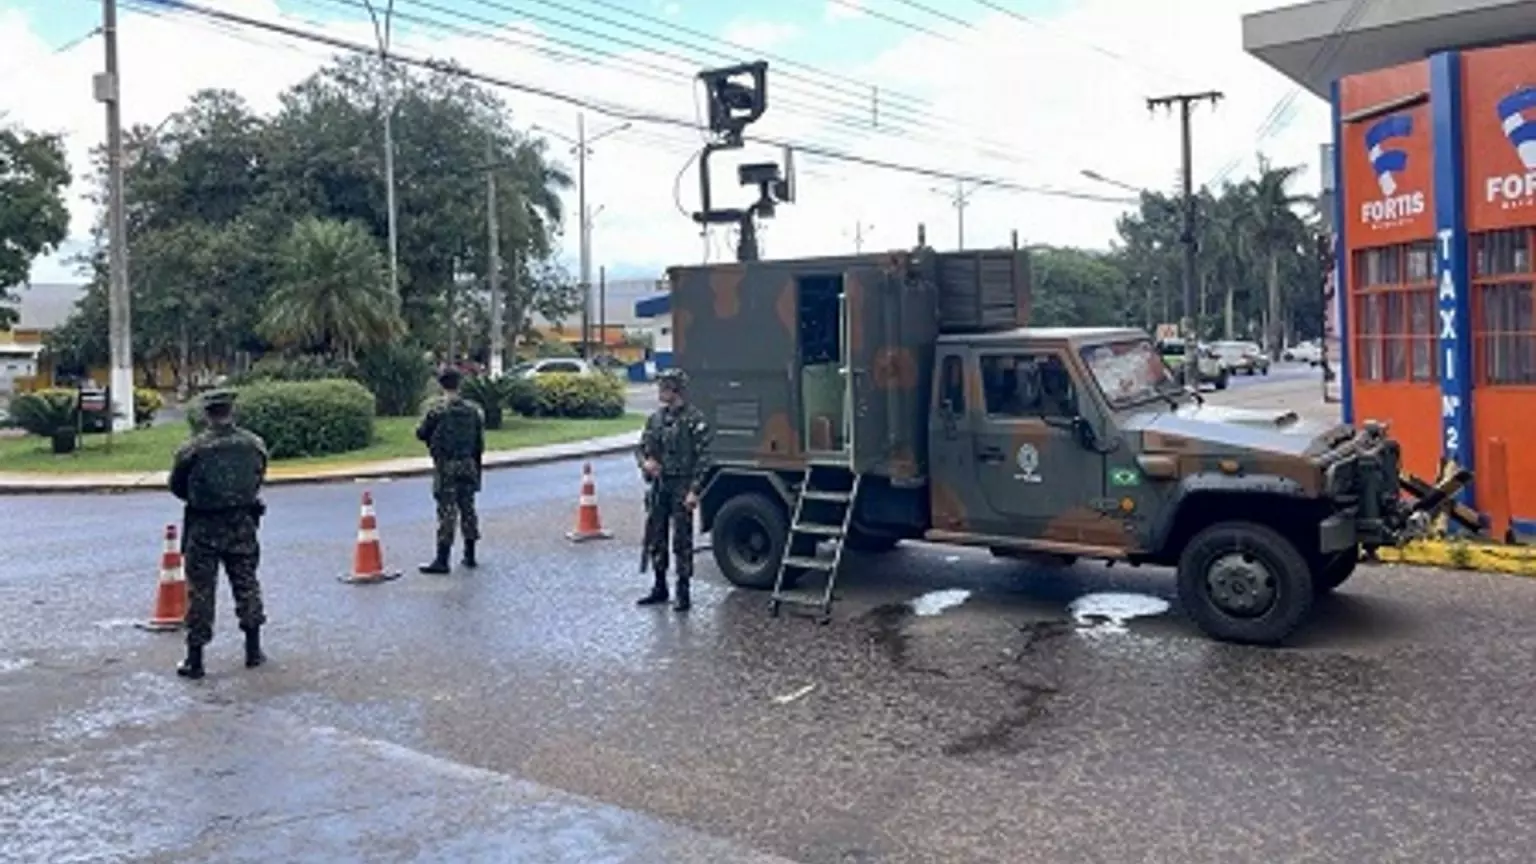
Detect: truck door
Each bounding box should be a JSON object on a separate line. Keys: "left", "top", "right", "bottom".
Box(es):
{"left": 968, "top": 348, "right": 1106, "bottom": 539}
{"left": 928, "top": 347, "right": 976, "bottom": 532}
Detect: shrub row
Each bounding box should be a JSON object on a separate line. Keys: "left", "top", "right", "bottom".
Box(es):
{"left": 9, "top": 387, "right": 163, "bottom": 436}
{"left": 189, "top": 378, "right": 375, "bottom": 460}
{"left": 461, "top": 372, "right": 624, "bottom": 428}
{"left": 228, "top": 346, "right": 432, "bottom": 418}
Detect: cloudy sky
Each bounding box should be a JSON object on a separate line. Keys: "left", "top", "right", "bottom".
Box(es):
{"left": 2, "top": 0, "right": 1330, "bottom": 285}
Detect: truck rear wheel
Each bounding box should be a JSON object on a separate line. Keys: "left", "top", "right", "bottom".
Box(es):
{"left": 1176, "top": 521, "right": 1314, "bottom": 646}
{"left": 710, "top": 493, "right": 808, "bottom": 590}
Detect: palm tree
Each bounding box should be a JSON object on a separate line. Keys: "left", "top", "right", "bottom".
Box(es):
{"left": 259, "top": 217, "right": 404, "bottom": 359}
{"left": 1244, "top": 158, "right": 1315, "bottom": 358}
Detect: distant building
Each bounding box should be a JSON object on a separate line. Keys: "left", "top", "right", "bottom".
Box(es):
{"left": 0, "top": 282, "right": 85, "bottom": 396}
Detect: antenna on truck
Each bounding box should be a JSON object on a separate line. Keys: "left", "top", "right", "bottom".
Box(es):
{"left": 691, "top": 61, "right": 795, "bottom": 263}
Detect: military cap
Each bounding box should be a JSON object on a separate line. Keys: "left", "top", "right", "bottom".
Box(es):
{"left": 200, "top": 388, "right": 238, "bottom": 409}
{"left": 656, "top": 368, "right": 688, "bottom": 390}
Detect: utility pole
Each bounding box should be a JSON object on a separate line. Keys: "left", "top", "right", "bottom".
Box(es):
{"left": 1147, "top": 90, "right": 1223, "bottom": 389}
{"left": 97, "top": 0, "right": 133, "bottom": 431}
{"left": 848, "top": 220, "right": 874, "bottom": 253}
{"left": 932, "top": 180, "right": 987, "bottom": 250}
{"left": 363, "top": 1, "right": 399, "bottom": 302}
{"left": 486, "top": 133, "right": 503, "bottom": 377}
{"left": 598, "top": 266, "right": 606, "bottom": 359}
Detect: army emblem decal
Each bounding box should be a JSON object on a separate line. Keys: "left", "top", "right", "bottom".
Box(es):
{"left": 1014, "top": 443, "right": 1042, "bottom": 483}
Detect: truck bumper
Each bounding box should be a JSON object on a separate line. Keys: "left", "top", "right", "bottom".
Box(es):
{"left": 1319, "top": 512, "right": 1358, "bottom": 555}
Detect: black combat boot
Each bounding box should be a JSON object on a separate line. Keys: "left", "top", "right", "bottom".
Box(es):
{"left": 673, "top": 577, "right": 691, "bottom": 612}
{"left": 419, "top": 544, "right": 451, "bottom": 574}
{"left": 243, "top": 627, "right": 266, "bottom": 669}
{"left": 462, "top": 540, "right": 478, "bottom": 569}
{"left": 637, "top": 572, "right": 669, "bottom": 606}
{"left": 176, "top": 643, "right": 205, "bottom": 680}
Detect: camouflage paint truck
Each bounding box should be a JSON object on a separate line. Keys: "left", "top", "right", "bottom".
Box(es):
{"left": 672, "top": 244, "right": 1426, "bottom": 646}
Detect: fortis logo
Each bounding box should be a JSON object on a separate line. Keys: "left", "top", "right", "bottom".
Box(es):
{"left": 1486, "top": 86, "right": 1536, "bottom": 210}
{"left": 1360, "top": 113, "right": 1426, "bottom": 226}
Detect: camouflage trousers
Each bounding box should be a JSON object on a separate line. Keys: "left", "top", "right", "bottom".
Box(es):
{"left": 644, "top": 482, "right": 696, "bottom": 581}
{"left": 434, "top": 480, "right": 480, "bottom": 548}
{"left": 183, "top": 511, "right": 265, "bottom": 648}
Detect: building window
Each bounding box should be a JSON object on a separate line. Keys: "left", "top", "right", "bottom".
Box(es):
{"left": 1352, "top": 241, "right": 1437, "bottom": 383}
{"left": 1472, "top": 227, "right": 1536, "bottom": 386}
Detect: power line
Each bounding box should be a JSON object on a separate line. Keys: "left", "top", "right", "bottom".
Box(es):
{"left": 321, "top": 0, "right": 1034, "bottom": 167}
{"left": 965, "top": 0, "right": 1188, "bottom": 87}
{"left": 1206, "top": 0, "right": 1374, "bottom": 187}
{"left": 824, "top": 0, "right": 959, "bottom": 43}
{"left": 885, "top": 0, "right": 973, "bottom": 29}
{"left": 131, "top": 0, "right": 1134, "bottom": 205}
{"left": 0, "top": 26, "right": 101, "bottom": 80}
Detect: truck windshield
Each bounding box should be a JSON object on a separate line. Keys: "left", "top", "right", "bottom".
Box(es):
{"left": 1079, "top": 339, "right": 1181, "bottom": 408}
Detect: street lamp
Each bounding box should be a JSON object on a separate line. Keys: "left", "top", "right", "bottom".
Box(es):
{"left": 531, "top": 115, "right": 631, "bottom": 357}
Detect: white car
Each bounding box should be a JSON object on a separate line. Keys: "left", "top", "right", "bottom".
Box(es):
{"left": 514, "top": 358, "right": 594, "bottom": 379}
{"left": 1283, "top": 341, "right": 1323, "bottom": 366}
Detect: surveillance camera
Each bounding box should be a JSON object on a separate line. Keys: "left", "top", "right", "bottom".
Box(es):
{"left": 738, "top": 162, "right": 781, "bottom": 187}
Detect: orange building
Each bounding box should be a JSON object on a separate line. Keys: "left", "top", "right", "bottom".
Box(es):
{"left": 1246, "top": 2, "right": 1536, "bottom": 539}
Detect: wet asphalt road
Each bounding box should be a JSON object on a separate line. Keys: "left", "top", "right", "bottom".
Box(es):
{"left": 6, "top": 366, "right": 1536, "bottom": 863}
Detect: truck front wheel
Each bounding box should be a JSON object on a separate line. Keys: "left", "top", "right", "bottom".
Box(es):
{"left": 710, "top": 493, "right": 809, "bottom": 590}
{"left": 1177, "top": 521, "right": 1314, "bottom": 646}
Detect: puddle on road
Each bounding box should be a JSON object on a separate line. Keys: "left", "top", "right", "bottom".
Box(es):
{"left": 0, "top": 657, "right": 34, "bottom": 674}
{"left": 1067, "top": 592, "right": 1170, "bottom": 635}
{"left": 910, "top": 589, "right": 972, "bottom": 617}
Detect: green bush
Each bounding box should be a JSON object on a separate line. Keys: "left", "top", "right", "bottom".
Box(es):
{"left": 524, "top": 373, "right": 625, "bottom": 419}
{"left": 460, "top": 374, "right": 512, "bottom": 429}
{"left": 356, "top": 343, "right": 432, "bottom": 417}
{"left": 10, "top": 389, "right": 78, "bottom": 437}
{"left": 506, "top": 376, "right": 538, "bottom": 418}
{"left": 189, "top": 379, "right": 375, "bottom": 459}
{"left": 135, "top": 388, "right": 164, "bottom": 426}
{"left": 229, "top": 354, "right": 358, "bottom": 386}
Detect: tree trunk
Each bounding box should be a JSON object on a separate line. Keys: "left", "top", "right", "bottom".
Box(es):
{"left": 1267, "top": 252, "right": 1282, "bottom": 359}
{"left": 177, "top": 318, "right": 190, "bottom": 402}
{"left": 1224, "top": 285, "right": 1235, "bottom": 340}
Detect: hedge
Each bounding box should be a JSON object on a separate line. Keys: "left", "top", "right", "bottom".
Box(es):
{"left": 522, "top": 374, "right": 625, "bottom": 419}
{"left": 135, "top": 388, "right": 164, "bottom": 426}
{"left": 189, "top": 378, "right": 375, "bottom": 459}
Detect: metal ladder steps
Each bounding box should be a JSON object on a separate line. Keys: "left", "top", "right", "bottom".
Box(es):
{"left": 792, "top": 522, "right": 845, "bottom": 538}
{"left": 801, "top": 489, "right": 852, "bottom": 503}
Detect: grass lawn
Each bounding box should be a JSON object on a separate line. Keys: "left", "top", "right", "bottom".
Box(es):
{"left": 0, "top": 414, "right": 642, "bottom": 475}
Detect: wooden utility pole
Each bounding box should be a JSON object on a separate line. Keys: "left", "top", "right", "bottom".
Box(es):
{"left": 1148, "top": 90, "right": 1223, "bottom": 389}
{"left": 486, "top": 133, "right": 503, "bottom": 377}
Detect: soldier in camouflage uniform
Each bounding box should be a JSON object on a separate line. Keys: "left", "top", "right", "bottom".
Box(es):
{"left": 636, "top": 368, "right": 712, "bottom": 612}
{"left": 168, "top": 389, "right": 269, "bottom": 680}
{"left": 416, "top": 366, "right": 486, "bottom": 573}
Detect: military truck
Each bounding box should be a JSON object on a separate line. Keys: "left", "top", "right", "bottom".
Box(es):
{"left": 670, "top": 244, "right": 1432, "bottom": 646}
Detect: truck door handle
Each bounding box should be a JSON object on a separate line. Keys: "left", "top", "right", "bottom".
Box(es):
{"left": 978, "top": 446, "right": 1005, "bottom": 463}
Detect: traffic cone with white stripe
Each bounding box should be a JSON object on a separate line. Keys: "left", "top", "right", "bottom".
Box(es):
{"left": 136, "top": 524, "right": 188, "bottom": 632}
{"left": 340, "top": 491, "right": 402, "bottom": 584}
{"left": 566, "top": 461, "right": 612, "bottom": 542}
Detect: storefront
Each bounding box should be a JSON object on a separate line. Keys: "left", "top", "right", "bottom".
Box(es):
{"left": 1245, "top": 1, "right": 1536, "bottom": 538}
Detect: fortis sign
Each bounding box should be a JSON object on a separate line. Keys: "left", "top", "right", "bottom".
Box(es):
{"left": 1340, "top": 60, "right": 1435, "bottom": 245}
{"left": 1464, "top": 43, "right": 1536, "bottom": 231}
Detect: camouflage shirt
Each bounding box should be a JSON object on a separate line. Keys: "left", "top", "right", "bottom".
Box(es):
{"left": 169, "top": 425, "right": 269, "bottom": 511}
{"left": 416, "top": 395, "right": 486, "bottom": 482}
{"left": 637, "top": 402, "right": 712, "bottom": 493}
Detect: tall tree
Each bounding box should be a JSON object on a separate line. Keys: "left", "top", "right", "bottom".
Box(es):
{"left": 0, "top": 120, "right": 72, "bottom": 327}
{"left": 1243, "top": 158, "right": 1315, "bottom": 357}
{"left": 259, "top": 217, "right": 403, "bottom": 359}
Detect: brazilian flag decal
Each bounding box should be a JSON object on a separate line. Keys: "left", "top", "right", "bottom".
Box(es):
{"left": 1109, "top": 467, "right": 1141, "bottom": 487}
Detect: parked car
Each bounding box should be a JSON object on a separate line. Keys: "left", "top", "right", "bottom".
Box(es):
{"left": 1211, "top": 340, "right": 1270, "bottom": 376}
{"left": 1283, "top": 340, "right": 1324, "bottom": 366}
{"left": 1158, "top": 338, "right": 1229, "bottom": 390}
{"left": 514, "top": 358, "right": 595, "bottom": 379}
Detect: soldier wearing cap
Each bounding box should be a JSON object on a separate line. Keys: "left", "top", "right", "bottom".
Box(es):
{"left": 416, "top": 365, "right": 486, "bottom": 573}
{"left": 168, "top": 388, "right": 270, "bottom": 679}
{"left": 636, "top": 368, "right": 712, "bottom": 611}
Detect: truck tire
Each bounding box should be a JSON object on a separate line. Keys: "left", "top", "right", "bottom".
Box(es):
{"left": 1314, "top": 549, "right": 1359, "bottom": 595}
{"left": 1176, "top": 521, "right": 1314, "bottom": 646}
{"left": 710, "top": 493, "right": 809, "bottom": 590}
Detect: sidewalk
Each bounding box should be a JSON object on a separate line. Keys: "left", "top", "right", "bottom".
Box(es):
{"left": 0, "top": 430, "right": 640, "bottom": 495}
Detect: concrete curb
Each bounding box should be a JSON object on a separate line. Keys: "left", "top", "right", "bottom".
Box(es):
{"left": 1374, "top": 539, "right": 1536, "bottom": 576}
{"left": 0, "top": 431, "right": 640, "bottom": 496}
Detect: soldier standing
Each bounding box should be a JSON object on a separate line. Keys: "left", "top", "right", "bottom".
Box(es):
{"left": 417, "top": 366, "right": 486, "bottom": 573}
{"left": 636, "top": 368, "right": 712, "bottom": 611}
{"left": 168, "top": 389, "right": 269, "bottom": 680}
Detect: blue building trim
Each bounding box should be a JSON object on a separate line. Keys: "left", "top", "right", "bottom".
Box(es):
{"left": 1429, "top": 50, "right": 1475, "bottom": 507}
{"left": 635, "top": 293, "right": 670, "bottom": 318}
{"left": 1330, "top": 79, "right": 1353, "bottom": 426}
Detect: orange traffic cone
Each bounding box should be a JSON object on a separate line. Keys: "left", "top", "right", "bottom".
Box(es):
{"left": 566, "top": 461, "right": 612, "bottom": 542}
{"left": 136, "top": 524, "right": 187, "bottom": 632}
{"left": 339, "top": 491, "right": 402, "bottom": 584}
